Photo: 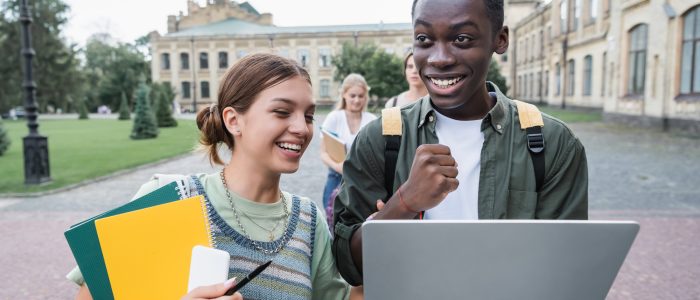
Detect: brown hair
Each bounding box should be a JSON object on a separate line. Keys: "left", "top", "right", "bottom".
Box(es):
{"left": 196, "top": 53, "right": 311, "bottom": 165}
{"left": 335, "top": 73, "right": 370, "bottom": 110}
{"left": 402, "top": 51, "right": 414, "bottom": 73}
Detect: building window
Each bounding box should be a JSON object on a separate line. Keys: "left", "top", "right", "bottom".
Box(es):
{"left": 555, "top": 63, "right": 561, "bottom": 96}
{"left": 589, "top": 0, "right": 598, "bottom": 23}
{"left": 560, "top": 0, "right": 568, "bottom": 34}
{"left": 236, "top": 50, "right": 248, "bottom": 59}
{"left": 319, "top": 48, "right": 331, "bottom": 68}
{"left": 537, "top": 72, "right": 542, "bottom": 97}
{"left": 320, "top": 79, "right": 330, "bottom": 98}
{"left": 199, "top": 52, "right": 208, "bottom": 69}
{"left": 573, "top": 0, "right": 581, "bottom": 31}
{"left": 277, "top": 48, "right": 289, "bottom": 58}
{"left": 545, "top": 70, "right": 549, "bottom": 96}
{"left": 681, "top": 7, "right": 700, "bottom": 94}
{"left": 583, "top": 55, "right": 593, "bottom": 96}
{"left": 518, "top": 75, "right": 522, "bottom": 98}
{"left": 218, "top": 52, "right": 228, "bottom": 69}
{"left": 298, "top": 49, "right": 309, "bottom": 67}
{"left": 180, "top": 53, "right": 189, "bottom": 70}
{"left": 182, "top": 81, "right": 191, "bottom": 99}
{"left": 567, "top": 59, "right": 576, "bottom": 96}
{"left": 201, "top": 81, "right": 210, "bottom": 98}
{"left": 601, "top": 52, "right": 607, "bottom": 96}
{"left": 627, "top": 24, "right": 648, "bottom": 95}
{"left": 161, "top": 53, "right": 170, "bottom": 70}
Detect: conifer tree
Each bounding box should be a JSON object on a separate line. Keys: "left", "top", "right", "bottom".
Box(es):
{"left": 0, "top": 121, "right": 10, "bottom": 156}
{"left": 156, "top": 84, "right": 177, "bottom": 127}
{"left": 130, "top": 80, "right": 159, "bottom": 139}
{"left": 78, "top": 97, "right": 89, "bottom": 119}
{"left": 118, "top": 91, "right": 130, "bottom": 120}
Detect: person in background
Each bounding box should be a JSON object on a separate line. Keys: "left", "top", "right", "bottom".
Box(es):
{"left": 384, "top": 52, "right": 428, "bottom": 108}
{"left": 319, "top": 74, "right": 377, "bottom": 214}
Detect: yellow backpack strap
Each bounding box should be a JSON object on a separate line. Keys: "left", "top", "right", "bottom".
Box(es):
{"left": 381, "top": 107, "right": 402, "bottom": 200}
{"left": 513, "top": 100, "right": 546, "bottom": 192}
{"left": 513, "top": 100, "right": 544, "bottom": 129}
{"left": 381, "top": 107, "right": 403, "bottom": 136}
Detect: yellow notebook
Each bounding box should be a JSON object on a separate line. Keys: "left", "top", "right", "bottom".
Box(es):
{"left": 95, "top": 195, "right": 212, "bottom": 300}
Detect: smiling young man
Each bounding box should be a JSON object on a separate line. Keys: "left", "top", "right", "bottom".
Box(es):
{"left": 331, "top": 0, "right": 589, "bottom": 286}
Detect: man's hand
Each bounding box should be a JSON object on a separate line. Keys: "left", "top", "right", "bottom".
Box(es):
{"left": 400, "top": 144, "right": 459, "bottom": 212}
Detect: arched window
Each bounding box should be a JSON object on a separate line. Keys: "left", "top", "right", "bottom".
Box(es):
{"left": 180, "top": 53, "right": 189, "bottom": 70}
{"left": 199, "top": 52, "right": 209, "bottom": 69}
{"left": 555, "top": 63, "right": 561, "bottom": 96}
{"left": 627, "top": 24, "right": 648, "bottom": 95}
{"left": 681, "top": 6, "right": 700, "bottom": 94}
{"left": 583, "top": 55, "right": 593, "bottom": 96}
{"left": 567, "top": 59, "right": 576, "bottom": 96}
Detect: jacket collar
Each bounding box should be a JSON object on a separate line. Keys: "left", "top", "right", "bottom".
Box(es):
{"left": 417, "top": 81, "right": 510, "bottom": 134}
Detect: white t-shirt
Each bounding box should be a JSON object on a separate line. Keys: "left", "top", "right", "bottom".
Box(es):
{"left": 423, "top": 109, "right": 484, "bottom": 220}
{"left": 321, "top": 110, "right": 377, "bottom": 153}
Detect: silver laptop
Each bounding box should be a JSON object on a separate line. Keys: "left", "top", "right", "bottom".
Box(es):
{"left": 362, "top": 220, "right": 639, "bottom": 300}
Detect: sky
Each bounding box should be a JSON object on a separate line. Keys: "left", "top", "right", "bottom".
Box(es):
{"left": 62, "top": 0, "right": 414, "bottom": 45}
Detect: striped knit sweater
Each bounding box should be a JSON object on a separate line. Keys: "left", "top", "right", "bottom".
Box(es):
{"left": 189, "top": 175, "right": 317, "bottom": 300}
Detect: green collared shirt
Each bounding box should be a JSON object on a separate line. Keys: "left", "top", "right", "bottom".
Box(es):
{"left": 332, "top": 82, "right": 588, "bottom": 285}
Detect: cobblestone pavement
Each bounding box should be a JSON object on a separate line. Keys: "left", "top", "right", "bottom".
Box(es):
{"left": 0, "top": 118, "right": 698, "bottom": 299}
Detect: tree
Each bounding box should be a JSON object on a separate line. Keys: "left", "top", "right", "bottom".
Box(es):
{"left": 0, "top": 121, "right": 10, "bottom": 156}
{"left": 84, "top": 34, "right": 150, "bottom": 112}
{"left": 487, "top": 58, "right": 509, "bottom": 96}
{"left": 331, "top": 43, "right": 406, "bottom": 102}
{"left": 0, "top": 0, "right": 84, "bottom": 114}
{"left": 155, "top": 83, "right": 177, "bottom": 127}
{"left": 130, "top": 80, "right": 159, "bottom": 139}
{"left": 118, "top": 92, "right": 131, "bottom": 120}
{"left": 78, "top": 97, "right": 89, "bottom": 119}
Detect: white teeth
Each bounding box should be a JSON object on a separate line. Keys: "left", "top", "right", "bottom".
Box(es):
{"left": 430, "top": 76, "right": 463, "bottom": 88}
{"left": 277, "top": 142, "right": 302, "bottom": 151}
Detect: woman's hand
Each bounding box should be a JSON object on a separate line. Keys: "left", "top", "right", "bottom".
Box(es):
{"left": 332, "top": 161, "right": 344, "bottom": 174}
{"left": 182, "top": 278, "right": 243, "bottom": 300}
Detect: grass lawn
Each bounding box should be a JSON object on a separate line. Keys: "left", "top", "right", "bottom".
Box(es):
{"left": 0, "top": 118, "right": 200, "bottom": 194}
{"left": 537, "top": 105, "right": 602, "bottom": 123}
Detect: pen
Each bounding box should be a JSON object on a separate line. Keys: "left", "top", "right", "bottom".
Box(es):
{"left": 224, "top": 260, "right": 273, "bottom": 296}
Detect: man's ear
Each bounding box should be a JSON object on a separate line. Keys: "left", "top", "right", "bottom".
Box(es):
{"left": 494, "top": 26, "right": 509, "bottom": 55}
{"left": 222, "top": 106, "right": 242, "bottom": 136}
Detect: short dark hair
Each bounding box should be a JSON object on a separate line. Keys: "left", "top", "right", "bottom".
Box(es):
{"left": 411, "top": 0, "right": 504, "bottom": 35}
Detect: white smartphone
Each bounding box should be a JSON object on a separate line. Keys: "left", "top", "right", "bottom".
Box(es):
{"left": 187, "top": 245, "right": 231, "bottom": 292}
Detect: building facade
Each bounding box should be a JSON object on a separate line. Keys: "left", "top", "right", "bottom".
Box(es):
{"left": 510, "top": 0, "right": 700, "bottom": 134}
{"left": 149, "top": 1, "right": 412, "bottom": 112}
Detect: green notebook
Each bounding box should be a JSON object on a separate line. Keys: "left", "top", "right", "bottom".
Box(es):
{"left": 65, "top": 180, "right": 187, "bottom": 300}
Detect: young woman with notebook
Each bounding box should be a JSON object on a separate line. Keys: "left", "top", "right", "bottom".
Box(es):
{"left": 70, "top": 53, "right": 349, "bottom": 300}
{"left": 319, "top": 74, "right": 376, "bottom": 218}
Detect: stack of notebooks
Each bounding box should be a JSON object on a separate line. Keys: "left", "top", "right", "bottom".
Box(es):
{"left": 65, "top": 182, "right": 213, "bottom": 300}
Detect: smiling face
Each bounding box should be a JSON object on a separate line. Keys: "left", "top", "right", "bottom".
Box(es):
{"left": 343, "top": 84, "right": 368, "bottom": 113}
{"left": 412, "top": 0, "right": 508, "bottom": 119}
{"left": 225, "top": 76, "right": 315, "bottom": 175}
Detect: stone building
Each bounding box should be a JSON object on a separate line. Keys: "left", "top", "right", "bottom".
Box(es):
{"left": 509, "top": 0, "right": 700, "bottom": 134}
{"left": 149, "top": 1, "right": 412, "bottom": 112}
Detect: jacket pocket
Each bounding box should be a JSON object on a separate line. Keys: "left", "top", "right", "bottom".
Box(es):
{"left": 506, "top": 189, "right": 538, "bottom": 219}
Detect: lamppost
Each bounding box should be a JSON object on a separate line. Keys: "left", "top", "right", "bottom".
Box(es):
{"left": 190, "top": 36, "right": 197, "bottom": 112}
{"left": 19, "top": 0, "right": 51, "bottom": 185}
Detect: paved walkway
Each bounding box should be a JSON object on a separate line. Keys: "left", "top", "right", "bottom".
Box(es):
{"left": 0, "top": 120, "right": 698, "bottom": 299}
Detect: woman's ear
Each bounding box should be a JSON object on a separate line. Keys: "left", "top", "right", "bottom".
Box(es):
{"left": 222, "top": 107, "right": 242, "bottom": 136}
